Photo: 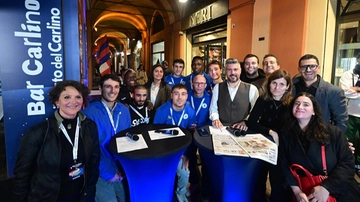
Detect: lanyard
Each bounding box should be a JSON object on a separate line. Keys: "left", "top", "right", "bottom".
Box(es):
{"left": 171, "top": 77, "right": 183, "bottom": 85}
{"left": 59, "top": 117, "right": 80, "bottom": 162}
{"left": 102, "top": 102, "right": 119, "bottom": 134}
{"left": 190, "top": 75, "right": 193, "bottom": 90}
{"left": 170, "top": 108, "right": 185, "bottom": 126}
{"left": 130, "top": 105, "right": 148, "bottom": 120}
{"left": 191, "top": 96, "right": 205, "bottom": 116}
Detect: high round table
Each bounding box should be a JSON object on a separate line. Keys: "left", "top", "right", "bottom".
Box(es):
{"left": 194, "top": 126, "right": 263, "bottom": 202}
{"left": 107, "top": 124, "right": 192, "bottom": 202}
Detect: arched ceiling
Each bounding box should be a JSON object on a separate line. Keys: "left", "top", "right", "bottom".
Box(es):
{"left": 89, "top": 0, "right": 181, "bottom": 52}
{"left": 88, "top": 0, "right": 214, "bottom": 52}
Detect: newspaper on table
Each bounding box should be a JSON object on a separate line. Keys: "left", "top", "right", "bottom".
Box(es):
{"left": 211, "top": 126, "right": 278, "bottom": 165}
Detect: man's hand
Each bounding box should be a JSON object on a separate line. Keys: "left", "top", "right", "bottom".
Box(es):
{"left": 212, "top": 119, "right": 223, "bottom": 129}
{"left": 232, "top": 121, "right": 248, "bottom": 131}
{"left": 147, "top": 101, "right": 154, "bottom": 110}
{"left": 348, "top": 141, "right": 355, "bottom": 154}
{"left": 109, "top": 173, "right": 124, "bottom": 182}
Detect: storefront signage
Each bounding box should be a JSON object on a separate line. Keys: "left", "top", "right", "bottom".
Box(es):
{"left": 189, "top": 5, "right": 213, "bottom": 27}
{"left": 181, "top": 0, "right": 228, "bottom": 30}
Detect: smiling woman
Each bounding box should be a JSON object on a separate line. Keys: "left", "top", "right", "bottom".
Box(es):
{"left": 12, "top": 80, "right": 100, "bottom": 202}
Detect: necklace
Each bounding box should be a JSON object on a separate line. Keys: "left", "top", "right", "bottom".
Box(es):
{"left": 272, "top": 99, "right": 283, "bottom": 109}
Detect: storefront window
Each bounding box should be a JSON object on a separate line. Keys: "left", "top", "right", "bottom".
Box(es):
{"left": 334, "top": 21, "right": 360, "bottom": 86}
{"left": 192, "top": 41, "right": 226, "bottom": 75}
{"left": 192, "top": 27, "right": 227, "bottom": 74}
{"left": 152, "top": 41, "right": 165, "bottom": 66}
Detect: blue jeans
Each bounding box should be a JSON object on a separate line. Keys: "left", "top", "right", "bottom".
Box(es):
{"left": 95, "top": 177, "right": 127, "bottom": 202}
{"left": 176, "top": 159, "right": 190, "bottom": 196}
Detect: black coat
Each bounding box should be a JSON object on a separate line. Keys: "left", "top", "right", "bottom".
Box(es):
{"left": 12, "top": 111, "right": 100, "bottom": 202}
{"left": 279, "top": 125, "right": 354, "bottom": 201}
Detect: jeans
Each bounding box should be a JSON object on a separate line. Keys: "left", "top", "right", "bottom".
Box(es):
{"left": 95, "top": 177, "right": 128, "bottom": 202}
{"left": 176, "top": 159, "right": 190, "bottom": 196}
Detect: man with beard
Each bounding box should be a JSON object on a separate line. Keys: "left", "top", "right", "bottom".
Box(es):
{"left": 184, "top": 56, "right": 212, "bottom": 92}
{"left": 153, "top": 84, "right": 196, "bottom": 202}
{"left": 340, "top": 53, "right": 360, "bottom": 176}
{"left": 293, "top": 54, "right": 347, "bottom": 133}
{"left": 129, "top": 85, "right": 154, "bottom": 127}
{"left": 118, "top": 69, "right": 136, "bottom": 105}
{"left": 83, "top": 74, "right": 131, "bottom": 202}
{"left": 241, "top": 54, "right": 266, "bottom": 89}
{"left": 210, "top": 58, "right": 259, "bottom": 130}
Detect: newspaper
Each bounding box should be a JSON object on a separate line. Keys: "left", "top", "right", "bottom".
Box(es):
{"left": 212, "top": 133, "right": 278, "bottom": 165}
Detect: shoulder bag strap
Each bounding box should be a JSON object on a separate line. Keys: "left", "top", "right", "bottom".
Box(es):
{"left": 321, "top": 145, "right": 327, "bottom": 176}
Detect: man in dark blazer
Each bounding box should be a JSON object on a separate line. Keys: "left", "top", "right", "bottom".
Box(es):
{"left": 292, "top": 54, "right": 347, "bottom": 133}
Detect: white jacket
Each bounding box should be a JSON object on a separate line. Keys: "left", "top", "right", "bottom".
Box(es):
{"left": 340, "top": 70, "right": 360, "bottom": 117}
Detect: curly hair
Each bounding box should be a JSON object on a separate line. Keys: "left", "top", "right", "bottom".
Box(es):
{"left": 261, "top": 70, "right": 293, "bottom": 106}
{"left": 280, "top": 92, "right": 329, "bottom": 145}
{"left": 48, "top": 80, "right": 90, "bottom": 105}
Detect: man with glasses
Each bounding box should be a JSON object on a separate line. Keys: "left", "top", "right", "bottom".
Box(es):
{"left": 153, "top": 84, "right": 196, "bottom": 202}
{"left": 165, "top": 58, "right": 186, "bottom": 87}
{"left": 187, "top": 75, "right": 212, "bottom": 200}
{"left": 293, "top": 54, "right": 347, "bottom": 132}
{"left": 210, "top": 58, "right": 259, "bottom": 130}
{"left": 184, "top": 56, "right": 212, "bottom": 92}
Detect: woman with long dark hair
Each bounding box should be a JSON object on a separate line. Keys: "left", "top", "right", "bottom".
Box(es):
{"left": 145, "top": 64, "right": 172, "bottom": 111}
{"left": 279, "top": 92, "right": 355, "bottom": 202}
{"left": 248, "top": 69, "right": 293, "bottom": 202}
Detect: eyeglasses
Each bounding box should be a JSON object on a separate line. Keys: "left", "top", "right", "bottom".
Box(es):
{"left": 299, "top": 64, "right": 318, "bottom": 71}
{"left": 193, "top": 82, "right": 206, "bottom": 86}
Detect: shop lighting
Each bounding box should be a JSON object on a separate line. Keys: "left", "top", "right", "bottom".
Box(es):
{"left": 179, "top": 0, "right": 187, "bottom": 2}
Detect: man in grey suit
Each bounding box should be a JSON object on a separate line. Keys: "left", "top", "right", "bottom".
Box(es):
{"left": 292, "top": 54, "right": 347, "bottom": 133}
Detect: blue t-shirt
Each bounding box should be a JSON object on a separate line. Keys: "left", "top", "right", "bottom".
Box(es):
{"left": 153, "top": 100, "right": 196, "bottom": 129}
{"left": 164, "top": 74, "right": 186, "bottom": 87}
{"left": 187, "top": 91, "right": 211, "bottom": 127}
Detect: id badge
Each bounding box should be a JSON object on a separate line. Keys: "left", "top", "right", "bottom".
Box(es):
{"left": 68, "top": 162, "right": 84, "bottom": 180}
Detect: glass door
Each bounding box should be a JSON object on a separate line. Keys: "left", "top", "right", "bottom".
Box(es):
{"left": 334, "top": 21, "right": 360, "bottom": 86}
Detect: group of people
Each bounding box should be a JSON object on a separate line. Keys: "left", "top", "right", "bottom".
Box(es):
{"left": 11, "top": 53, "right": 360, "bottom": 202}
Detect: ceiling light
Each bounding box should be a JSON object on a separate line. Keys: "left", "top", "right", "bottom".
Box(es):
{"left": 179, "top": 0, "right": 187, "bottom": 3}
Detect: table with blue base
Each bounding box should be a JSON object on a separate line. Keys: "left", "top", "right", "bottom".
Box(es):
{"left": 108, "top": 124, "right": 192, "bottom": 202}
{"left": 194, "top": 126, "right": 264, "bottom": 202}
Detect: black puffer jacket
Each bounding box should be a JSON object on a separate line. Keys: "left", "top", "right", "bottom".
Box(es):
{"left": 12, "top": 111, "right": 100, "bottom": 202}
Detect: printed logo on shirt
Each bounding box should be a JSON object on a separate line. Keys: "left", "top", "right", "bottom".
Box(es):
{"left": 131, "top": 117, "right": 150, "bottom": 127}
{"left": 184, "top": 114, "right": 188, "bottom": 119}
{"left": 202, "top": 103, "right": 207, "bottom": 108}
{"left": 167, "top": 115, "right": 172, "bottom": 120}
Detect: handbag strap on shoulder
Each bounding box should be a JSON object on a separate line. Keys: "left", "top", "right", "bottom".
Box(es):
{"left": 321, "top": 145, "right": 327, "bottom": 176}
